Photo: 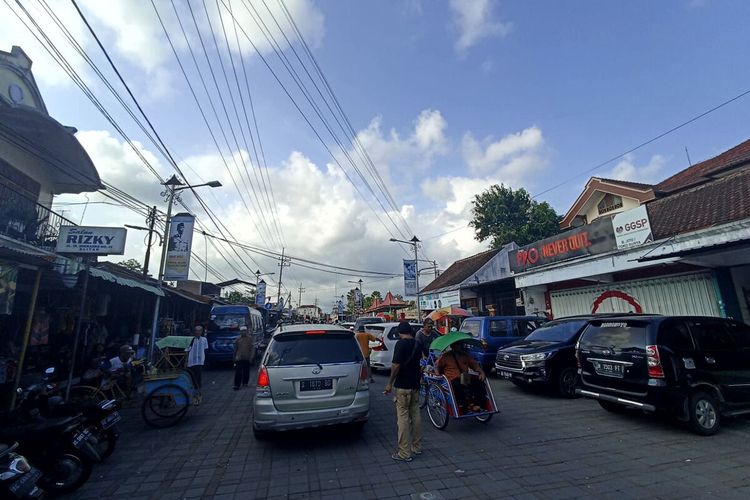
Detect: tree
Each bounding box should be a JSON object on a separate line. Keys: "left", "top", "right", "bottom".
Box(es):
{"left": 469, "top": 184, "right": 560, "bottom": 248}
{"left": 363, "top": 290, "right": 382, "bottom": 311}
{"left": 224, "top": 290, "right": 255, "bottom": 304}
{"left": 116, "top": 258, "right": 144, "bottom": 274}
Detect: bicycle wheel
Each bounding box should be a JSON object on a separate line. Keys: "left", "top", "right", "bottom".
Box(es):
{"left": 426, "top": 382, "right": 449, "bottom": 430}
{"left": 68, "top": 385, "right": 106, "bottom": 404}
{"left": 141, "top": 383, "right": 189, "bottom": 428}
{"left": 418, "top": 377, "right": 427, "bottom": 409}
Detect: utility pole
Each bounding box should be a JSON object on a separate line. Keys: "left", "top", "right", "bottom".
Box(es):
{"left": 298, "top": 283, "right": 305, "bottom": 309}
{"left": 277, "top": 247, "right": 290, "bottom": 305}
{"left": 143, "top": 206, "right": 157, "bottom": 277}
{"left": 433, "top": 260, "right": 439, "bottom": 279}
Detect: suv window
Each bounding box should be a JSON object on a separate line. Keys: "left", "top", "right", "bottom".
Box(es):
{"left": 579, "top": 322, "right": 647, "bottom": 351}
{"left": 489, "top": 320, "right": 509, "bottom": 337}
{"left": 461, "top": 320, "right": 481, "bottom": 338}
{"left": 659, "top": 321, "right": 694, "bottom": 352}
{"left": 266, "top": 335, "right": 363, "bottom": 366}
{"left": 512, "top": 320, "right": 539, "bottom": 337}
{"left": 692, "top": 321, "right": 736, "bottom": 351}
{"left": 726, "top": 321, "right": 750, "bottom": 349}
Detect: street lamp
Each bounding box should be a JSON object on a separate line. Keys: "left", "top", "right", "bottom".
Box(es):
{"left": 347, "top": 279, "right": 364, "bottom": 296}
{"left": 389, "top": 236, "right": 421, "bottom": 320}
{"left": 147, "top": 175, "right": 222, "bottom": 362}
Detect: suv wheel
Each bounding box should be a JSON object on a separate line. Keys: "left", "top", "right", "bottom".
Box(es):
{"left": 688, "top": 391, "right": 721, "bottom": 436}
{"left": 556, "top": 367, "right": 578, "bottom": 398}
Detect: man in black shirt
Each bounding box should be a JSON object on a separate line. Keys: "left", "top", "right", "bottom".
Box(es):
{"left": 384, "top": 321, "right": 422, "bottom": 462}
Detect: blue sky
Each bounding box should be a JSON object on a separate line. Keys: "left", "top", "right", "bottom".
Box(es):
{"left": 3, "top": 0, "right": 750, "bottom": 304}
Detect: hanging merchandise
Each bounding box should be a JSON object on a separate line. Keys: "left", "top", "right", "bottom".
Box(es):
{"left": 0, "top": 261, "right": 18, "bottom": 315}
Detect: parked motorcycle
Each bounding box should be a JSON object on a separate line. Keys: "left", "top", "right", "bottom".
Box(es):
{"left": 0, "top": 389, "right": 98, "bottom": 496}
{"left": 0, "top": 442, "right": 44, "bottom": 499}
{"left": 37, "top": 368, "right": 121, "bottom": 461}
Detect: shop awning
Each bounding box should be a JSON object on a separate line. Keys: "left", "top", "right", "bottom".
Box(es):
{"left": 0, "top": 234, "right": 57, "bottom": 267}
{"left": 164, "top": 286, "right": 211, "bottom": 304}
{"left": 637, "top": 218, "right": 750, "bottom": 262}
{"left": 88, "top": 266, "right": 164, "bottom": 296}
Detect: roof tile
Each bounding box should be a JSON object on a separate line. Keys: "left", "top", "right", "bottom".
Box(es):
{"left": 420, "top": 248, "right": 499, "bottom": 293}
{"left": 656, "top": 139, "right": 750, "bottom": 194}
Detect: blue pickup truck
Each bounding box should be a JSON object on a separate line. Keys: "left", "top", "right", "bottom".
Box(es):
{"left": 459, "top": 316, "right": 547, "bottom": 371}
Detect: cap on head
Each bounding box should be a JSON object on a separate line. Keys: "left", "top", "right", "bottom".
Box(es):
{"left": 119, "top": 345, "right": 134, "bottom": 355}
{"left": 423, "top": 318, "right": 434, "bottom": 327}
{"left": 396, "top": 321, "right": 413, "bottom": 335}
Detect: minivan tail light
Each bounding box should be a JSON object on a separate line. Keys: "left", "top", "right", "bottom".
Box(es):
{"left": 371, "top": 338, "right": 387, "bottom": 351}
{"left": 646, "top": 345, "right": 665, "bottom": 378}
{"left": 257, "top": 366, "right": 271, "bottom": 397}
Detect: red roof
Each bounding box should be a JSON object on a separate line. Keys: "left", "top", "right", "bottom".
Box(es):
{"left": 656, "top": 139, "right": 750, "bottom": 194}
{"left": 365, "top": 291, "right": 408, "bottom": 312}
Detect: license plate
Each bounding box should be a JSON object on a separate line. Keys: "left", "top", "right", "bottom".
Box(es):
{"left": 299, "top": 379, "right": 333, "bottom": 392}
{"left": 73, "top": 429, "right": 92, "bottom": 448}
{"left": 101, "top": 411, "right": 121, "bottom": 429}
{"left": 9, "top": 468, "right": 42, "bottom": 497}
{"left": 593, "top": 361, "right": 625, "bottom": 378}
{"left": 499, "top": 371, "right": 512, "bottom": 379}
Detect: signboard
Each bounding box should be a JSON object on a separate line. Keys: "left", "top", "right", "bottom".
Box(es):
{"left": 353, "top": 288, "right": 363, "bottom": 308}
{"left": 419, "top": 289, "right": 461, "bottom": 310}
{"left": 403, "top": 260, "right": 417, "bottom": 296}
{"left": 337, "top": 299, "right": 345, "bottom": 314}
{"left": 57, "top": 226, "right": 127, "bottom": 255}
{"left": 509, "top": 218, "right": 617, "bottom": 273}
{"left": 612, "top": 205, "right": 653, "bottom": 250}
{"left": 255, "top": 280, "right": 266, "bottom": 306}
{"left": 0, "top": 261, "right": 17, "bottom": 315}
{"left": 164, "top": 213, "right": 195, "bottom": 280}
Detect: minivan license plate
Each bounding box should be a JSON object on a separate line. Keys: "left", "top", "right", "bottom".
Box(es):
{"left": 593, "top": 361, "right": 624, "bottom": 378}
{"left": 300, "top": 379, "right": 333, "bottom": 392}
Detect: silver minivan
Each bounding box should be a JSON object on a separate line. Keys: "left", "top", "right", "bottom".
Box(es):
{"left": 252, "top": 324, "right": 370, "bottom": 437}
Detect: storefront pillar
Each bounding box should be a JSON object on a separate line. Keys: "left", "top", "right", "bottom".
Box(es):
{"left": 10, "top": 268, "right": 41, "bottom": 410}
{"left": 64, "top": 262, "right": 90, "bottom": 401}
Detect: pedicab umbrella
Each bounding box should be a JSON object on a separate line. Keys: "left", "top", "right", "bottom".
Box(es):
{"left": 426, "top": 306, "right": 472, "bottom": 322}
{"left": 428, "top": 332, "right": 481, "bottom": 352}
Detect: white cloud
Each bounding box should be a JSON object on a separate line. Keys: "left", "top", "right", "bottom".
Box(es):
{"left": 602, "top": 154, "right": 667, "bottom": 184}
{"left": 449, "top": 0, "right": 512, "bottom": 52}
{"left": 462, "top": 126, "right": 545, "bottom": 176}
{"left": 214, "top": 0, "right": 325, "bottom": 57}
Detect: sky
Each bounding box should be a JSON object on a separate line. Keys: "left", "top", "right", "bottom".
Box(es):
{"left": 2, "top": 0, "right": 750, "bottom": 308}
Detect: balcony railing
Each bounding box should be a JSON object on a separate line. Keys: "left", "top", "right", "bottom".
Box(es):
{"left": 0, "top": 182, "right": 77, "bottom": 251}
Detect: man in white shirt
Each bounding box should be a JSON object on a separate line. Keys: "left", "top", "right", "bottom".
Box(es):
{"left": 108, "top": 345, "right": 134, "bottom": 395}
{"left": 186, "top": 325, "right": 208, "bottom": 405}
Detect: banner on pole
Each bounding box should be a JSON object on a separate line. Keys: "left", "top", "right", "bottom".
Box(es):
{"left": 164, "top": 213, "right": 195, "bottom": 280}
{"left": 354, "top": 288, "right": 363, "bottom": 309}
{"left": 0, "top": 261, "right": 18, "bottom": 315}
{"left": 403, "top": 260, "right": 417, "bottom": 297}
{"left": 255, "top": 280, "right": 266, "bottom": 306}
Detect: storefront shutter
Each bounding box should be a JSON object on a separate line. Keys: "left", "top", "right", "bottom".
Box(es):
{"left": 550, "top": 272, "right": 721, "bottom": 318}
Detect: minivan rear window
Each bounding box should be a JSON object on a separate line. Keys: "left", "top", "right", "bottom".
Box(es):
{"left": 579, "top": 323, "right": 647, "bottom": 351}
{"left": 461, "top": 320, "right": 481, "bottom": 338}
{"left": 526, "top": 320, "right": 587, "bottom": 342}
{"left": 266, "top": 335, "right": 363, "bottom": 366}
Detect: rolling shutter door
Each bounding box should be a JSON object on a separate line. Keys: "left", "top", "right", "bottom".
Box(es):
{"left": 550, "top": 273, "right": 721, "bottom": 318}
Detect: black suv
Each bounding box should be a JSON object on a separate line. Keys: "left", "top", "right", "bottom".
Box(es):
{"left": 495, "top": 316, "right": 596, "bottom": 398}
{"left": 576, "top": 315, "right": 750, "bottom": 435}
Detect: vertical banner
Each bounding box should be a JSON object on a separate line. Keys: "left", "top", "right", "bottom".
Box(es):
{"left": 0, "top": 262, "right": 18, "bottom": 315}
{"left": 164, "top": 213, "right": 195, "bottom": 280}
{"left": 255, "top": 280, "right": 267, "bottom": 306}
{"left": 403, "top": 260, "right": 417, "bottom": 297}
{"left": 354, "top": 288, "right": 363, "bottom": 309}
{"left": 337, "top": 299, "right": 345, "bottom": 314}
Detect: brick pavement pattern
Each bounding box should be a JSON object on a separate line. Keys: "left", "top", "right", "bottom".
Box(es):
{"left": 70, "top": 368, "right": 750, "bottom": 499}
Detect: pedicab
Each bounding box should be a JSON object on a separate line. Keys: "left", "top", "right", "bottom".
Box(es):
{"left": 419, "top": 332, "right": 499, "bottom": 430}
{"left": 141, "top": 336, "right": 200, "bottom": 428}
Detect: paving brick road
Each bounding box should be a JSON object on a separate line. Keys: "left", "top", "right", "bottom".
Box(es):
{"left": 70, "top": 367, "right": 750, "bottom": 500}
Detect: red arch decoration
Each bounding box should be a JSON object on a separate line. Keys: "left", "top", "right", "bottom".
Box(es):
{"left": 591, "top": 290, "right": 643, "bottom": 314}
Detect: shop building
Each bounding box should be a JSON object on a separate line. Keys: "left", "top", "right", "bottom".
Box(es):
{"left": 420, "top": 244, "right": 521, "bottom": 316}
{"left": 512, "top": 139, "right": 750, "bottom": 322}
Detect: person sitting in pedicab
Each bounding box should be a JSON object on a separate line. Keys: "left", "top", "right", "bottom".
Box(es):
{"left": 435, "top": 342, "right": 488, "bottom": 414}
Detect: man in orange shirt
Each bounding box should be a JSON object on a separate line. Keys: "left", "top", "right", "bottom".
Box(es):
{"left": 355, "top": 324, "right": 377, "bottom": 382}
{"left": 436, "top": 342, "right": 487, "bottom": 413}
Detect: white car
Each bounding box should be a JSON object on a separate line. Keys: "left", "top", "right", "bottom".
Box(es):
{"left": 367, "top": 322, "right": 422, "bottom": 372}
